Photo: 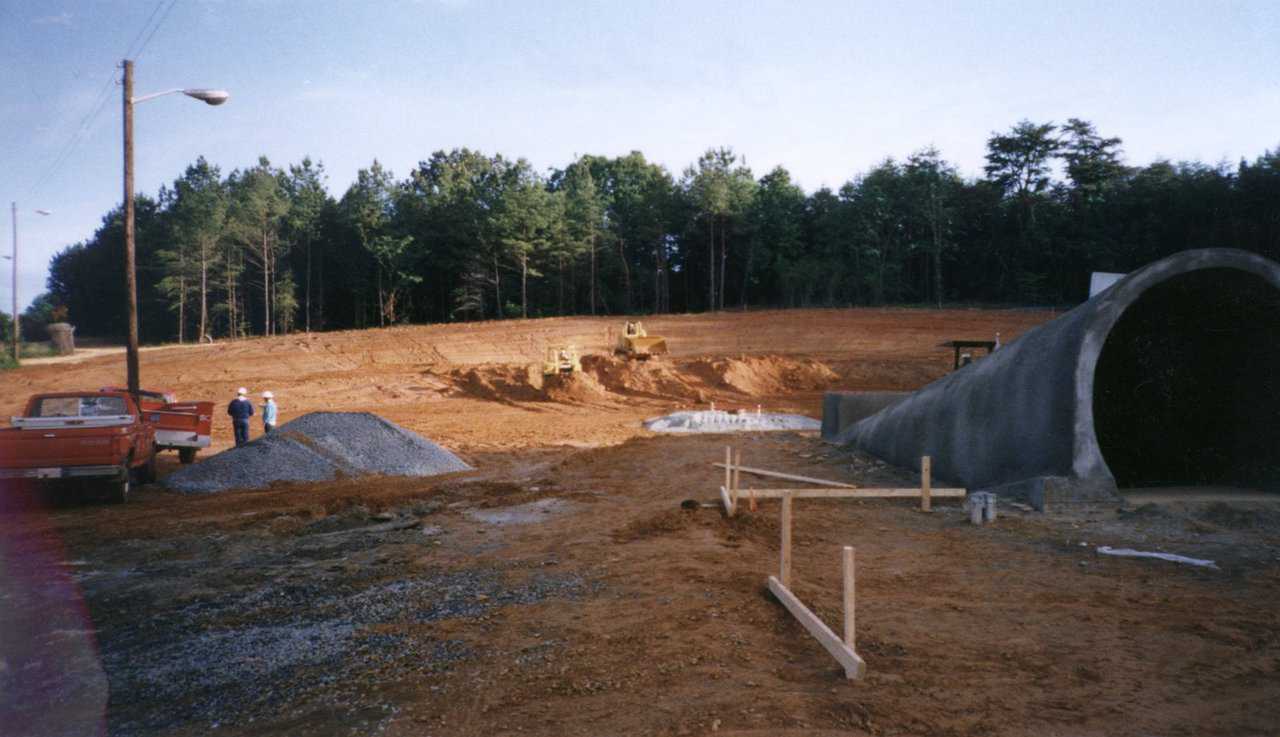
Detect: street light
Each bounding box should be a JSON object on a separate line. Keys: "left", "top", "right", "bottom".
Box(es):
{"left": 122, "top": 58, "right": 228, "bottom": 397}
{"left": 9, "top": 203, "right": 52, "bottom": 363}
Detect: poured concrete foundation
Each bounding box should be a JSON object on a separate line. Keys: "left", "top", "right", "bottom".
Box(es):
{"left": 838, "top": 249, "right": 1280, "bottom": 507}
{"left": 821, "top": 391, "right": 909, "bottom": 440}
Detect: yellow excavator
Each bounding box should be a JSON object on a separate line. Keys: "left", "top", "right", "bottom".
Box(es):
{"left": 614, "top": 321, "right": 668, "bottom": 359}
{"left": 542, "top": 345, "right": 582, "bottom": 376}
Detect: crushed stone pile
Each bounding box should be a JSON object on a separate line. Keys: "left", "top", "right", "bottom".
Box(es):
{"left": 164, "top": 412, "right": 472, "bottom": 493}
{"left": 643, "top": 409, "right": 821, "bottom": 434}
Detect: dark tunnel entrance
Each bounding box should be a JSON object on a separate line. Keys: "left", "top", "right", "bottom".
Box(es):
{"left": 1093, "top": 268, "right": 1280, "bottom": 490}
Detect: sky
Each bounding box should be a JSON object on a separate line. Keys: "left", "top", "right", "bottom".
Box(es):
{"left": 1, "top": 0, "right": 1277, "bottom": 312}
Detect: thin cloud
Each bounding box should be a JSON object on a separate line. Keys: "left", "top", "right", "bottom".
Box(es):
{"left": 32, "top": 11, "right": 73, "bottom": 26}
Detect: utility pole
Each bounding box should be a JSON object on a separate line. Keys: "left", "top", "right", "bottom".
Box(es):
{"left": 122, "top": 59, "right": 140, "bottom": 397}
{"left": 10, "top": 201, "right": 17, "bottom": 364}
{"left": 120, "top": 62, "right": 227, "bottom": 395}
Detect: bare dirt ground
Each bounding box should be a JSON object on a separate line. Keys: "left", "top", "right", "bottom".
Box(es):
{"left": 4, "top": 307, "right": 1280, "bottom": 737}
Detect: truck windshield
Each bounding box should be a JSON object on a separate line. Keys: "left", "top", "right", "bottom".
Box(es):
{"left": 33, "top": 396, "right": 130, "bottom": 417}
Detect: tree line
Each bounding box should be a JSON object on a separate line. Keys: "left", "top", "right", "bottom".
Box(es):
{"left": 29, "top": 119, "right": 1280, "bottom": 343}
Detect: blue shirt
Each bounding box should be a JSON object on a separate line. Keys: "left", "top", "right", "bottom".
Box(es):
{"left": 263, "top": 401, "right": 278, "bottom": 426}
{"left": 227, "top": 398, "right": 254, "bottom": 422}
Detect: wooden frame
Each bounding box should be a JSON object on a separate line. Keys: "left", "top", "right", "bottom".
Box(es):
{"left": 768, "top": 491, "right": 865, "bottom": 679}
{"left": 716, "top": 447, "right": 963, "bottom": 516}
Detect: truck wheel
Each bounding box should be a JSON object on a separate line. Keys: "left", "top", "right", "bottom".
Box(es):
{"left": 108, "top": 478, "right": 130, "bottom": 504}
{"left": 139, "top": 453, "right": 158, "bottom": 485}
{"left": 178, "top": 448, "right": 197, "bottom": 465}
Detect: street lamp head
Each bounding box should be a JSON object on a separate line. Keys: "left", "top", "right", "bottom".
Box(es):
{"left": 34, "top": 209, "right": 51, "bottom": 216}
{"left": 183, "top": 88, "right": 230, "bottom": 106}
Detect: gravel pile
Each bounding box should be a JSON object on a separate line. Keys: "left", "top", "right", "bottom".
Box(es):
{"left": 644, "top": 409, "right": 821, "bottom": 434}
{"left": 164, "top": 412, "right": 472, "bottom": 493}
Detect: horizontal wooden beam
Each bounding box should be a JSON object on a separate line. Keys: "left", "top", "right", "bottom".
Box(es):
{"left": 741, "top": 487, "right": 966, "bottom": 499}
{"left": 768, "top": 575, "right": 866, "bottom": 680}
{"left": 713, "top": 463, "right": 857, "bottom": 489}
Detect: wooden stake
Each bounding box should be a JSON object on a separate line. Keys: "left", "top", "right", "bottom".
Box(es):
{"left": 780, "top": 492, "right": 793, "bottom": 587}
{"left": 921, "top": 456, "right": 932, "bottom": 512}
{"left": 749, "top": 488, "right": 758, "bottom": 512}
{"left": 720, "top": 486, "right": 736, "bottom": 516}
{"left": 733, "top": 449, "right": 741, "bottom": 499}
{"left": 842, "top": 546, "right": 855, "bottom": 648}
{"left": 724, "top": 446, "right": 732, "bottom": 498}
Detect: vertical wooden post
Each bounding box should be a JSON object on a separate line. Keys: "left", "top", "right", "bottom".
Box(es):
{"left": 780, "top": 492, "right": 793, "bottom": 587}
{"left": 122, "top": 58, "right": 140, "bottom": 398}
{"left": 733, "top": 448, "right": 741, "bottom": 498}
{"left": 921, "top": 456, "right": 932, "bottom": 512}
{"left": 724, "top": 445, "right": 732, "bottom": 500}
{"left": 842, "top": 546, "right": 855, "bottom": 648}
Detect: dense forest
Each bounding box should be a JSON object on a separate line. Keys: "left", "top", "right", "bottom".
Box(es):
{"left": 19, "top": 119, "right": 1280, "bottom": 343}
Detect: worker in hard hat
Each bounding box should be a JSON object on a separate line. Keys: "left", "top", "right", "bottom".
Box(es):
{"left": 261, "top": 391, "right": 279, "bottom": 434}
{"left": 227, "top": 387, "right": 255, "bottom": 447}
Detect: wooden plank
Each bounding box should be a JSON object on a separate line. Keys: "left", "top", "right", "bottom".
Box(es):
{"left": 780, "top": 493, "right": 793, "bottom": 587}
{"left": 739, "top": 487, "right": 966, "bottom": 499}
{"left": 713, "top": 463, "right": 857, "bottom": 489}
{"left": 719, "top": 485, "right": 736, "bottom": 516}
{"left": 724, "top": 446, "right": 732, "bottom": 498}
{"left": 842, "top": 546, "right": 855, "bottom": 648}
{"left": 768, "top": 575, "right": 866, "bottom": 680}
{"left": 921, "top": 456, "right": 932, "bottom": 512}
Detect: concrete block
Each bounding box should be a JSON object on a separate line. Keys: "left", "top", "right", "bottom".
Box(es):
{"left": 821, "top": 391, "right": 910, "bottom": 441}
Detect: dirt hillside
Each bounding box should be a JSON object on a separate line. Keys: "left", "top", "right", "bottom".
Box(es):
{"left": 0, "top": 307, "right": 1053, "bottom": 453}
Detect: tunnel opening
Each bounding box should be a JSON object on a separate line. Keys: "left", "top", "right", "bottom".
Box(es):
{"left": 1093, "top": 268, "right": 1280, "bottom": 490}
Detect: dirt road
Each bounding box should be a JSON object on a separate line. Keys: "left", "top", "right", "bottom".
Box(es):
{"left": 4, "top": 307, "right": 1278, "bottom": 736}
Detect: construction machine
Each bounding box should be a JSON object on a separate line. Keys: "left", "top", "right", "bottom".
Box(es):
{"left": 614, "top": 321, "right": 668, "bottom": 359}
{"left": 542, "top": 345, "right": 582, "bottom": 376}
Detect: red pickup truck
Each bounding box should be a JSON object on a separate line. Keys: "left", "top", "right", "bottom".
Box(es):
{"left": 0, "top": 391, "right": 159, "bottom": 503}
{"left": 99, "top": 387, "right": 213, "bottom": 464}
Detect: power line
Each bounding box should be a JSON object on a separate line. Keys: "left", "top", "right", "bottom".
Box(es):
{"left": 132, "top": 0, "right": 180, "bottom": 61}
{"left": 29, "top": 69, "right": 120, "bottom": 196}
{"left": 25, "top": 0, "right": 181, "bottom": 198}
{"left": 122, "top": 0, "right": 167, "bottom": 59}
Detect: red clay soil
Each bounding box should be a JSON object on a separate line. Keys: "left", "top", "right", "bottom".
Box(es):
{"left": 6, "top": 307, "right": 1278, "bottom": 736}
{"left": 0, "top": 307, "right": 1054, "bottom": 453}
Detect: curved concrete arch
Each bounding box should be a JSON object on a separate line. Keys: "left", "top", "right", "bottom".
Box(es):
{"left": 839, "top": 249, "right": 1280, "bottom": 505}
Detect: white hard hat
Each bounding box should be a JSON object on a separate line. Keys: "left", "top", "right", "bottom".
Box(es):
{"left": 262, "top": 391, "right": 274, "bottom": 399}
{"left": 237, "top": 387, "right": 248, "bottom": 396}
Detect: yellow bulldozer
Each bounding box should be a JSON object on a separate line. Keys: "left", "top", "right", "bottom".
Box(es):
{"left": 614, "top": 321, "right": 668, "bottom": 359}
{"left": 542, "top": 345, "right": 582, "bottom": 376}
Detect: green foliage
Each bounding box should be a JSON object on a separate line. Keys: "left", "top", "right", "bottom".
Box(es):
{"left": 984, "top": 120, "right": 1061, "bottom": 198}
{"left": 41, "top": 126, "right": 1280, "bottom": 341}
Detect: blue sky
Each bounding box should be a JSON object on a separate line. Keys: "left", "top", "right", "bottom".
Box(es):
{"left": 2, "top": 0, "right": 1277, "bottom": 311}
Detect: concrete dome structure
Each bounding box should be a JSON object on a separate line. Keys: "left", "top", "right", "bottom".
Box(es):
{"left": 839, "top": 249, "right": 1280, "bottom": 507}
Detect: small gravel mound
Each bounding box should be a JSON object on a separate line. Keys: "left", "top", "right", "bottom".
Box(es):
{"left": 643, "top": 409, "right": 820, "bottom": 434}
{"left": 164, "top": 412, "right": 471, "bottom": 493}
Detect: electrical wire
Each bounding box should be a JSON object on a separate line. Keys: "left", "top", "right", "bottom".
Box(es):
{"left": 25, "top": 0, "right": 181, "bottom": 198}
{"left": 131, "top": 0, "right": 179, "bottom": 61}
{"left": 122, "top": 0, "right": 167, "bottom": 59}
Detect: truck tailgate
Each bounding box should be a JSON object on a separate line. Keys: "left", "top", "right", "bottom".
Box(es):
{"left": 151, "top": 401, "right": 213, "bottom": 448}
{"left": 0, "top": 426, "right": 129, "bottom": 470}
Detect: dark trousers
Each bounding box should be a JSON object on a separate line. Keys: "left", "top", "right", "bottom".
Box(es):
{"left": 233, "top": 420, "right": 250, "bottom": 447}
{"left": 264, "top": 424, "right": 274, "bottom": 434}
